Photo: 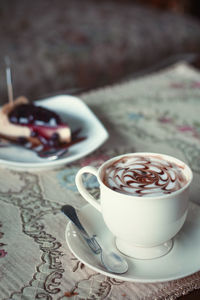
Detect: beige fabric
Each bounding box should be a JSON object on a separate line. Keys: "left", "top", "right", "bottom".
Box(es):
{"left": 0, "top": 62, "right": 200, "bottom": 299}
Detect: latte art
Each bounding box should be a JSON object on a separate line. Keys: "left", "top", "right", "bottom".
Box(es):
{"left": 102, "top": 155, "right": 187, "bottom": 196}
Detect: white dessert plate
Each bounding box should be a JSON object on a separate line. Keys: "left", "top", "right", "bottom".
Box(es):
{"left": 65, "top": 202, "right": 200, "bottom": 283}
{"left": 0, "top": 95, "right": 109, "bottom": 170}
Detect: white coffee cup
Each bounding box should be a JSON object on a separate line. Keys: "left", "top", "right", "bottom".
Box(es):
{"left": 75, "top": 153, "right": 193, "bottom": 259}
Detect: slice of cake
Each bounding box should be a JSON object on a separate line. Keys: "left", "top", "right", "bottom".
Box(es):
{"left": 0, "top": 96, "right": 71, "bottom": 148}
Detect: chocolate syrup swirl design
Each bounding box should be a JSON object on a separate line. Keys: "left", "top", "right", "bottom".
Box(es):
{"left": 103, "top": 155, "right": 187, "bottom": 196}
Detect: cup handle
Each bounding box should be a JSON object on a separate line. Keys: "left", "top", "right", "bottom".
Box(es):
{"left": 75, "top": 166, "right": 102, "bottom": 212}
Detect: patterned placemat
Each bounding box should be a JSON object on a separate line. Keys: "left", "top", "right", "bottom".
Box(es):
{"left": 0, "top": 62, "right": 200, "bottom": 299}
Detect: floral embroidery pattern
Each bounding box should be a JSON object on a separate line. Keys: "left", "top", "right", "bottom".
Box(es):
{"left": 57, "top": 154, "right": 110, "bottom": 192}
{"left": 57, "top": 166, "right": 80, "bottom": 192}
{"left": 0, "top": 223, "right": 7, "bottom": 258}
{"left": 0, "top": 172, "right": 64, "bottom": 299}
{"left": 70, "top": 257, "right": 85, "bottom": 272}
{"left": 60, "top": 274, "right": 124, "bottom": 299}
{"left": 158, "top": 116, "right": 173, "bottom": 124}
{"left": 171, "top": 81, "right": 200, "bottom": 89}
{"left": 158, "top": 114, "right": 200, "bottom": 140}
{"left": 57, "top": 166, "right": 99, "bottom": 192}
{"left": 0, "top": 249, "right": 7, "bottom": 258}
{"left": 128, "top": 112, "right": 144, "bottom": 121}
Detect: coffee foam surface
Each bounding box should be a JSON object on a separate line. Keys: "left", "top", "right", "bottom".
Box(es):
{"left": 102, "top": 155, "right": 187, "bottom": 197}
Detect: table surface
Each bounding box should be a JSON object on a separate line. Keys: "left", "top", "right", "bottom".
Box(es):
{"left": 0, "top": 62, "right": 200, "bottom": 299}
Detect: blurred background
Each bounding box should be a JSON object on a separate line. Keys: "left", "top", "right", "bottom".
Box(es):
{"left": 1, "top": 0, "right": 200, "bottom": 103}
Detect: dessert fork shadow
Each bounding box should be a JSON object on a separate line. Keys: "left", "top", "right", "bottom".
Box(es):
{"left": 37, "top": 147, "right": 69, "bottom": 159}
{"left": 0, "top": 139, "right": 69, "bottom": 160}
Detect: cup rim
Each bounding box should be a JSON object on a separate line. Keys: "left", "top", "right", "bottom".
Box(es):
{"left": 98, "top": 152, "right": 193, "bottom": 199}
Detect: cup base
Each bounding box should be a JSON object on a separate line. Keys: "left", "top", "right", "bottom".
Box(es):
{"left": 116, "top": 238, "right": 173, "bottom": 260}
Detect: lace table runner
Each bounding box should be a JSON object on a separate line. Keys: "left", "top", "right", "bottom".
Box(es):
{"left": 0, "top": 62, "right": 200, "bottom": 299}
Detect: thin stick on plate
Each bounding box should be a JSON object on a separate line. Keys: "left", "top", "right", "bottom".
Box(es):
{"left": 5, "top": 56, "right": 14, "bottom": 105}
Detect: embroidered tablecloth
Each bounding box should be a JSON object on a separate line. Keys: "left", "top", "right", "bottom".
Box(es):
{"left": 0, "top": 62, "right": 200, "bottom": 300}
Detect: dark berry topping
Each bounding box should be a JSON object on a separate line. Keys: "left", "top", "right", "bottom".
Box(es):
{"left": 8, "top": 104, "right": 62, "bottom": 127}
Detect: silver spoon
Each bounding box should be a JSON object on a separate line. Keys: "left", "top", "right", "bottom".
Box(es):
{"left": 61, "top": 204, "right": 128, "bottom": 274}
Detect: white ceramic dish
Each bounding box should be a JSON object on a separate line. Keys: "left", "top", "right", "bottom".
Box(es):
{"left": 65, "top": 202, "right": 200, "bottom": 283}
{"left": 0, "top": 95, "right": 109, "bottom": 170}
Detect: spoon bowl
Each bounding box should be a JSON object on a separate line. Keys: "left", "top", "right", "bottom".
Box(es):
{"left": 61, "top": 204, "right": 128, "bottom": 274}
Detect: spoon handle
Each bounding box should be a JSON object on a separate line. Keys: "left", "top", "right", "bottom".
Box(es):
{"left": 61, "top": 205, "right": 101, "bottom": 254}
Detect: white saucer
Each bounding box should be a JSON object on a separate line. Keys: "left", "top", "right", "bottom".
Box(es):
{"left": 0, "top": 95, "right": 109, "bottom": 170}
{"left": 65, "top": 202, "right": 200, "bottom": 283}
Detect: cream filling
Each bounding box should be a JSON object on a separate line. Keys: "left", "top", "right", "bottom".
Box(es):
{"left": 58, "top": 127, "right": 71, "bottom": 143}
{"left": 0, "top": 109, "right": 31, "bottom": 137}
